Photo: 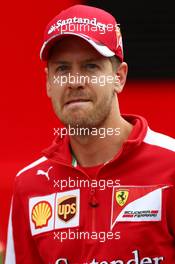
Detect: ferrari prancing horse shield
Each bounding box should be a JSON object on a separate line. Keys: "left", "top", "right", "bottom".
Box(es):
{"left": 116, "top": 190, "right": 129, "bottom": 206}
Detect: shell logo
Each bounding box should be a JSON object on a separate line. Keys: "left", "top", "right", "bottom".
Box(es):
{"left": 32, "top": 201, "right": 52, "bottom": 229}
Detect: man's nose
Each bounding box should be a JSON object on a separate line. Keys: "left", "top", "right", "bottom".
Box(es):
{"left": 68, "top": 67, "right": 86, "bottom": 89}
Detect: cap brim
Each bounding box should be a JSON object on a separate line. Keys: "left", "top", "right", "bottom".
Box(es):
{"left": 40, "top": 32, "right": 115, "bottom": 60}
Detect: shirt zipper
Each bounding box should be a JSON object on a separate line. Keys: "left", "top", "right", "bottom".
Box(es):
{"left": 72, "top": 153, "right": 100, "bottom": 234}
{"left": 89, "top": 187, "right": 99, "bottom": 234}
{"left": 49, "top": 157, "right": 101, "bottom": 234}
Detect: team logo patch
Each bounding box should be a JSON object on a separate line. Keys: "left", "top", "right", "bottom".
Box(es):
{"left": 58, "top": 195, "right": 77, "bottom": 222}
{"left": 111, "top": 185, "right": 168, "bottom": 230}
{"left": 29, "top": 189, "right": 80, "bottom": 236}
{"left": 116, "top": 190, "right": 129, "bottom": 206}
{"left": 32, "top": 201, "right": 52, "bottom": 228}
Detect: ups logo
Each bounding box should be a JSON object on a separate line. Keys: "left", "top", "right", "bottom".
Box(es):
{"left": 58, "top": 195, "right": 76, "bottom": 222}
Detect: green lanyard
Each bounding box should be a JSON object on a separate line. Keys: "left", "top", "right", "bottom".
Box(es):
{"left": 71, "top": 148, "right": 78, "bottom": 167}
{"left": 72, "top": 154, "right": 78, "bottom": 167}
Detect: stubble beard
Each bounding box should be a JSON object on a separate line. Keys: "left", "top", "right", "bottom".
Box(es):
{"left": 51, "top": 92, "right": 114, "bottom": 130}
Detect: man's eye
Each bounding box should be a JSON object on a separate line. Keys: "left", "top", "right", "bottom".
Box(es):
{"left": 56, "top": 65, "right": 69, "bottom": 72}
{"left": 85, "top": 63, "right": 98, "bottom": 69}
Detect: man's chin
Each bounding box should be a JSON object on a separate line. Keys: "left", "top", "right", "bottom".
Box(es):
{"left": 65, "top": 121, "right": 92, "bottom": 129}
{"left": 60, "top": 114, "right": 93, "bottom": 128}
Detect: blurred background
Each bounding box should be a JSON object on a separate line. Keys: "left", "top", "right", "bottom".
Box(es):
{"left": 0, "top": 0, "right": 175, "bottom": 262}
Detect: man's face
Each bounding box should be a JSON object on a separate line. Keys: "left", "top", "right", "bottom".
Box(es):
{"left": 46, "top": 36, "right": 118, "bottom": 129}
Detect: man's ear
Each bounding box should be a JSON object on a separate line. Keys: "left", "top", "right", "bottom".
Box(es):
{"left": 114, "top": 62, "right": 128, "bottom": 94}
{"left": 45, "top": 67, "right": 52, "bottom": 98}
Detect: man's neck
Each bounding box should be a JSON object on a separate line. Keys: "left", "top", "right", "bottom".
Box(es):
{"left": 69, "top": 115, "right": 133, "bottom": 167}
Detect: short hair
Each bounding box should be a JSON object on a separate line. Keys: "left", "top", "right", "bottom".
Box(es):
{"left": 109, "top": 56, "right": 121, "bottom": 72}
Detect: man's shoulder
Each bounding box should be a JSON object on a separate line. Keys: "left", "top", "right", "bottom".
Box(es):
{"left": 143, "top": 127, "right": 175, "bottom": 153}
{"left": 14, "top": 155, "right": 55, "bottom": 194}
{"left": 16, "top": 156, "right": 48, "bottom": 177}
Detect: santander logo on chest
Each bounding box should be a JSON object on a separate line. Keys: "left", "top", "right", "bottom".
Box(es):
{"left": 111, "top": 185, "right": 168, "bottom": 230}
{"left": 55, "top": 249, "right": 164, "bottom": 263}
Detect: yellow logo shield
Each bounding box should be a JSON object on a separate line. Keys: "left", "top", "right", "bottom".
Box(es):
{"left": 116, "top": 190, "right": 129, "bottom": 206}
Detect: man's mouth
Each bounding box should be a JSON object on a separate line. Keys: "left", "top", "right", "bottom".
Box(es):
{"left": 65, "top": 98, "right": 91, "bottom": 106}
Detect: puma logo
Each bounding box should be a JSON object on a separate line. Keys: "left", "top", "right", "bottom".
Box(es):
{"left": 36, "top": 166, "right": 53, "bottom": 180}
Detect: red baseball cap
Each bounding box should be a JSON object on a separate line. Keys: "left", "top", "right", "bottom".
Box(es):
{"left": 40, "top": 5, "right": 123, "bottom": 61}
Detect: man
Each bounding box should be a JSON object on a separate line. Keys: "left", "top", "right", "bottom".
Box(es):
{"left": 5, "top": 4, "right": 175, "bottom": 264}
